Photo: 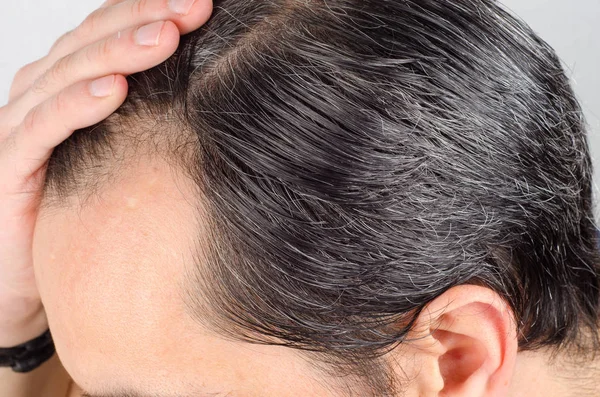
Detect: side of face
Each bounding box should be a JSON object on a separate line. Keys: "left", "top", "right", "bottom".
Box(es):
{"left": 31, "top": 158, "right": 348, "bottom": 396}
{"left": 31, "top": 155, "right": 518, "bottom": 397}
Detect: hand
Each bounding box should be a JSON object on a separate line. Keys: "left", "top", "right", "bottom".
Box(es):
{"left": 0, "top": 0, "right": 213, "bottom": 347}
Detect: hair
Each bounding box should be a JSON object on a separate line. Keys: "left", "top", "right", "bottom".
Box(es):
{"left": 40, "top": 0, "right": 600, "bottom": 395}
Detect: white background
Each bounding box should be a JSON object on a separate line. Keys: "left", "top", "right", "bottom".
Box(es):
{"left": 1, "top": 0, "right": 599, "bottom": 219}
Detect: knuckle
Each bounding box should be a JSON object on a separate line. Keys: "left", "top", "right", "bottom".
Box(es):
{"left": 47, "top": 93, "right": 72, "bottom": 133}
{"left": 8, "top": 83, "right": 23, "bottom": 103}
{"left": 49, "top": 54, "right": 72, "bottom": 84}
{"left": 78, "top": 7, "right": 109, "bottom": 38}
{"left": 31, "top": 70, "right": 51, "bottom": 95}
{"left": 0, "top": 126, "right": 18, "bottom": 156}
{"left": 9, "top": 66, "right": 32, "bottom": 98}
{"left": 93, "top": 36, "right": 114, "bottom": 63}
{"left": 22, "top": 103, "right": 44, "bottom": 134}
{"left": 50, "top": 29, "right": 75, "bottom": 53}
{"left": 49, "top": 92, "right": 68, "bottom": 119}
{"left": 132, "top": 0, "right": 151, "bottom": 19}
{"left": 9, "top": 69, "right": 30, "bottom": 98}
{"left": 83, "top": 35, "right": 114, "bottom": 67}
{"left": 49, "top": 94, "right": 72, "bottom": 134}
{"left": 15, "top": 62, "right": 34, "bottom": 79}
{"left": 12, "top": 60, "right": 41, "bottom": 86}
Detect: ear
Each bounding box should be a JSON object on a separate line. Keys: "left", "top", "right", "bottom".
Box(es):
{"left": 406, "top": 285, "right": 518, "bottom": 397}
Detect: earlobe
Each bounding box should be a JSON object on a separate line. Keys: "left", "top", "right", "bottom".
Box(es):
{"left": 409, "top": 285, "right": 518, "bottom": 397}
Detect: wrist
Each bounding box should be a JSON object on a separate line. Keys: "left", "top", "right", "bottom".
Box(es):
{"left": 0, "top": 302, "right": 48, "bottom": 347}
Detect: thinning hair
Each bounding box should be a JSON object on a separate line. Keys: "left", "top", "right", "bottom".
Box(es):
{"left": 41, "top": 0, "right": 600, "bottom": 395}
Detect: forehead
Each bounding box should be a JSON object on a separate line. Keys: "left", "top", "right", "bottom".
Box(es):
{"left": 32, "top": 158, "right": 204, "bottom": 387}
{"left": 35, "top": 158, "right": 200, "bottom": 311}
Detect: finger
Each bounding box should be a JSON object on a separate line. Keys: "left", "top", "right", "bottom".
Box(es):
{"left": 12, "top": 0, "right": 213, "bottom": 98}
{"left": 0, "top": 74, "right": 127, "bottom": 191}
{"left": 10, "top": 20, "right": 179, "bottom": 121}
{"left": 57, "top": 0, "right": 214, "bottom": 52}
{"left": 99, "top": 0, "right": 126, "bottom": 7}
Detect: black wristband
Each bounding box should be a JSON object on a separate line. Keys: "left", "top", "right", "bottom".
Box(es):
{"left": 0, "top": 329, "right": 56, "bottom": 373}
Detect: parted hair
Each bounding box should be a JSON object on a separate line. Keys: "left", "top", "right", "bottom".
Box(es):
{"left": 41, "top": 0, "right": 600, "bottom": 395}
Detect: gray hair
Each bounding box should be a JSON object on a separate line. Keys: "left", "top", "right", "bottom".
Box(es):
{"left": 42, "top": 0, "right": 600, "bottom": 395}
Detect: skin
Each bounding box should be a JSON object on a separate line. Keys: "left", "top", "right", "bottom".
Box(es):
{"left": 31, "top": 157, "right": 338, "bottom": 397}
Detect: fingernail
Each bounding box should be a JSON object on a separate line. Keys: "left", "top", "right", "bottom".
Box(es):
{"left": 134, "top": 21, "right": 165, "bottom": 46}
{"left": 89, "top": 75, "right": 115, "bottom": 97}
{"left": 169, "top": 0, "right": 195, "bottom": 15}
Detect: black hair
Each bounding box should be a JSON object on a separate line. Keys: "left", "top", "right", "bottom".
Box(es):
{"left": 42, "top": 0, "right": 600, "bottom": 395}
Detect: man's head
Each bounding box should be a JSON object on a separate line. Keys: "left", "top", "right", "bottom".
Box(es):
{"left": 31, "top": 0, "right": 600, "bottom": 396}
